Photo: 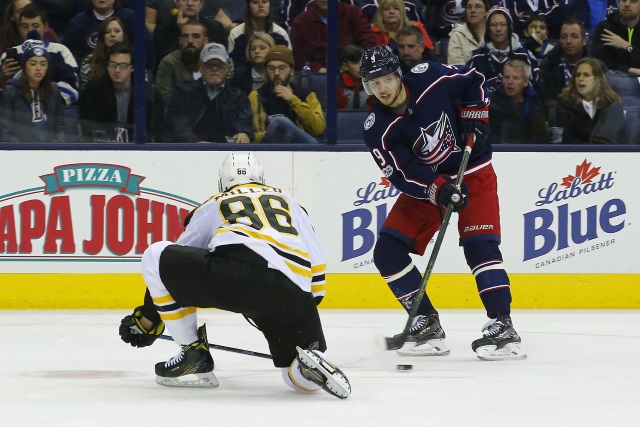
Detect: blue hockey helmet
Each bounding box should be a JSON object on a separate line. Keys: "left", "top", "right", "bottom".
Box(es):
{"left": 360, "top": 45, "right": 402, "bottom": 95}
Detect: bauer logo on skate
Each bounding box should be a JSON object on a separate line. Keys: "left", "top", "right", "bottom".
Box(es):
{"left": 0, "top": 163, "right": 197, "bottom": 262}
{"left": 522, "top": 159, "right": 625, "bottom": 266}
{"left": 341, "top": 177, "right": 400, "bottom": 264}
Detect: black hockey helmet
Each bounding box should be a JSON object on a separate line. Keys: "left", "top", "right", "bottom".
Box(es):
{"left": 360, "top": 45, "right": 402, "bottom": 95}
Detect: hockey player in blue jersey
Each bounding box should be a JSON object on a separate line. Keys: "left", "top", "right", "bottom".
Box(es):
{"left": 361, "top": 45, "right": 526, "bottom": 361}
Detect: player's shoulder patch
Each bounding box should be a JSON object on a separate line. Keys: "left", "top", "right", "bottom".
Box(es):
{"left": 411, "top": 63, "right": 429, "bottom": 74}
{"left": 364, "top": 112, "right": 375, "bottom": 130}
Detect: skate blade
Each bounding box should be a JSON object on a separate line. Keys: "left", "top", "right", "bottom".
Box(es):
{"left": 475, "top": 343, "right": 527, "bottom": 361}
{"left": 396, "top": 339, "right": 450, "bottom": 356}
{"left": 296, "top": 346, "right": 351, "bottom": 399}
{"left": 155, "top": 371, "right": 219, "bottom": 388}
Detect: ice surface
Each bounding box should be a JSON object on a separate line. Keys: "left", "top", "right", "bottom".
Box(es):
{"left": 1, "top": 310, "right": 638, "bottom": 426}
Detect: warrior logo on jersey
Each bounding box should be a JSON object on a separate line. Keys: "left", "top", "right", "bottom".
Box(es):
{"left": 364, "top": 112, "right": 375, "bottom": 130}
{"left": 410, "top": 63, "right": 429, "bottom": 74}
{"left": 414, "top": 111, "right": 458, "bottom": 166}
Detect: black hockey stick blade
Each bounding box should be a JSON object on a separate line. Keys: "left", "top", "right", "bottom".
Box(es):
{"left": 158, "top": 334, "right": 273, "bottom": 359}
{"left": 383, "top": 134, "right": 475, "bottom": 351}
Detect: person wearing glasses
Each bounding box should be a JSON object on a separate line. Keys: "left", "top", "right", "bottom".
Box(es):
{"left": 79, "top": 42, "right": 148, "bottom": 142}
{"left": 447, "top": 0, "right": 490, "bottom": 66}
{"left": 249, "top": 45, "right": 325, "bottom": 143}
{"left": 166, "top": 42, "right": 253, "bottom": 143}
{"left": 466, "top": 6, "right": 540, "bottom": 92}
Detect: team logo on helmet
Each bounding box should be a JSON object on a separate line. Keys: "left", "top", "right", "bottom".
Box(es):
{"left": 411, "top": 63, "right": 429, "bottom": 74}
{"left": 414, "top": 112, "right": 459, "bottom": 166}
{"left": 364, "top": 113, "right": 375, "bottom": 130}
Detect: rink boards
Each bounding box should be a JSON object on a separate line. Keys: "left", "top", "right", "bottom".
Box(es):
{"left": 0, "top": 151, "right": 638, "bottom": 309}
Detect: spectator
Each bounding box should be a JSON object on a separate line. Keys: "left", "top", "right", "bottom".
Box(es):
{"left": 521, "top": 14, "right": 554, "bottom": 59}
{"left": 152, "top": 0, "right": 227, "bottom": 69}
{"left": 540, "top": 17, "right": 590, "bottom": 107}
{"left": 466, "top": 6, "right": 540, "bottom": 91}
{"left": 337, "top": 44, "right": 372, "bottom": 109}
{"left": 0, "top": 38, "right": 65, "bottom": 142}
{"left": 249, "top": 45, "right": 325, "bottom": 143}
{"left": 79, "top": 16, "right": 126, "bottom": 90}
{"left": 31, "top": 0, "right": 78, "bottom": 34}
{"left": 79, "top": 42, "right": 147, "bottom": 142}
{"left": 230, "top": 32, "right": 276, "bottom": 95}
{"left": 585, "top": 0, "right": 617, "bottom": 33}
{"left": 156, "top": 19, "right": 208, "bottom": 104}
{"left": 503, "top": 0, "right": 565, "bottom": 38}
{"left": 63, "top": 0, "right": 135, "bottom": 64}
{"left": 290, "top": 0, "right": 375, "bottom": 72}
{"left": 447, "top": 0, "right": 489, "bottom": 65}
{"left": 370, "top": 0, "right": 434, "bottom": 54}
{"left": 281, "top": 0, "right": 359, "bottom": 30}
{"left": 360, "top": 0, "right": 422, "bottom": 23}
{"left": 228, "top": 0, "right": 289, "bottom": 69}
{"left": 592, "top": 0, "right": 640, "bottom": 75}
{"left": 556, "top": 57, "right": 626, "bottom": 144}
{"left": 0, "top": 0, "right": 58, "bottom": 56}
{"left": 166, "top": 43, "right": 253, "bottom": 143}
{"left": 145, "top": 0, "right": 235, "bottom": 35}
{"left": 397, "top": 25, "right": 432, "bottom": 72}
{"left": 489, "top": 59, "right": 547, "bottom": 143}
{"left": 425, "top": 0, "right": 467, "bottom": 38}
{"left": 1, "top": 4, "right": 79, "bottom": 105}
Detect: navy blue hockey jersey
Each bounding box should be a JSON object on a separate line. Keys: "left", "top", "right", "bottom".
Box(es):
{"left": 362, "top": 62, "right": 493, "bottom": 201}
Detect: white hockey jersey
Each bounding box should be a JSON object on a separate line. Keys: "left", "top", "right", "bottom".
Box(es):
{"left": 176, "top": 183, "right": 326, "bottom": 300}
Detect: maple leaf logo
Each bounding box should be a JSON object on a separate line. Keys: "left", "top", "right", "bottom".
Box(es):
{"left": 561, "top": 160, "right": 601, "bottom": 188}
{"left": 379, "top": 177, "right": 392, "bottom": 187}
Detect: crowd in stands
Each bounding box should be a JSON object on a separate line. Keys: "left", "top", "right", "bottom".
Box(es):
{"left": 0, "top": 0, "right": 638, "bottom": 144}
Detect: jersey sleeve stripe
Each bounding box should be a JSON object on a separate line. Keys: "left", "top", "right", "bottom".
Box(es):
{"left": 158, "top": 306, "right": 197, "bottom": 321}
{"left": 152, "top": 294, "right": 175, "bottom": 305}
{"left": 311, "top": 284, "right": 326, "bottom": 293}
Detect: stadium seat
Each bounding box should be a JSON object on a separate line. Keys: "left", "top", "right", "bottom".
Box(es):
{"left": 62, "top": 106, "right": 80, "bottom": 142}
{"left": 293, "top": 72, "right": 327, "bottom": 107}
{"left": 336, "top": 110, "right": 368, "bottom": 144}
{"left": 607, "top": 73, "right": 640, "bottom": 97}
{"left": 623, "top": 106, "right": 640, "bottom": 144}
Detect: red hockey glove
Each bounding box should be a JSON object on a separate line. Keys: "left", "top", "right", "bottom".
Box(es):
{"left": 428, "top": 176, "right": 469, "bottom": 212}
{"left": 459, "top": 102, "right": 489, "bottom": 146}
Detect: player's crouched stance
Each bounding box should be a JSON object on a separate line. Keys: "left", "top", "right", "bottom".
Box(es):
{"left": 118, "top": 153, "right": 350, "bottom": 398}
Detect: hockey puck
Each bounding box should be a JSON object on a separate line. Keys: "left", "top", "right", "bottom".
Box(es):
{"left": 396, "top": 364, "right": 413, "bottom": 371}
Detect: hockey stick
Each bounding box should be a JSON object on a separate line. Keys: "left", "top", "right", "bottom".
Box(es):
{"left": 385, "top": 133, "right": 475, "bottom": 350}
{"left": 158, "top": 334, "right": 273, "bottom": 360}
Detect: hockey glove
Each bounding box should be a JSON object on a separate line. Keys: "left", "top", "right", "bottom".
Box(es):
{"left": 429, "top": 176, "right": 468, "bottom": 212}
{"left": 119, "top": 306, "right": 165, "bottom": 348}
{"left": 459, "top": 102, "right": 489, "bottom": 146}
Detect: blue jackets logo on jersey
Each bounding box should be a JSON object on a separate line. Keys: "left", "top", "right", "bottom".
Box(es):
{"left": 364, "top": 113, "right": 375, "bottom": 130}
{"left": 416, "top": 111, "right": 458, "bottom": 166}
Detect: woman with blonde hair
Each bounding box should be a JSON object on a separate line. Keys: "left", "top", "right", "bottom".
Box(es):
{"left": 557, "top": 58, "right": 626, "bottom": 144}
{"left": 371, "top": 0, "right": 434, "bottom": 53}
{"left": 231, "top": 32, "right": 276, "bottom": 96}
{"left": 79, "top": 16, "right": 128, "bottom": 89}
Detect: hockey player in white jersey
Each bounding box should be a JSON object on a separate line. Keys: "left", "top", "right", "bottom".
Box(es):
{"left": 119, "top": 152, "right": 350, "bottom": 399}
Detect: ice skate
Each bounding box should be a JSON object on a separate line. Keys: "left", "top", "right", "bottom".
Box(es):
{"left": 295, "top": 346, "right": 351, "bottom": 399}
{"left": 155, "top": 324, "right": 218, "bottom": 387}
{"left": 472, "top": 316, "right": 527, "bottom": 361}
{"left": 394, "top": 313, "right": 450, "bottom": 356}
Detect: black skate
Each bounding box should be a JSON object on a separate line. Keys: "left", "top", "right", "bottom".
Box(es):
{"left": 295, "top": 346, "right": 351, "bottom": 399}
{"left": 394, "top": 313, "right": 450, "bottom": 356}
{"left": 155, "top": 324, "right": 218, "bottom": 387}
{"left": 471, "top": 316, "right": 527, "bottom": 361}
